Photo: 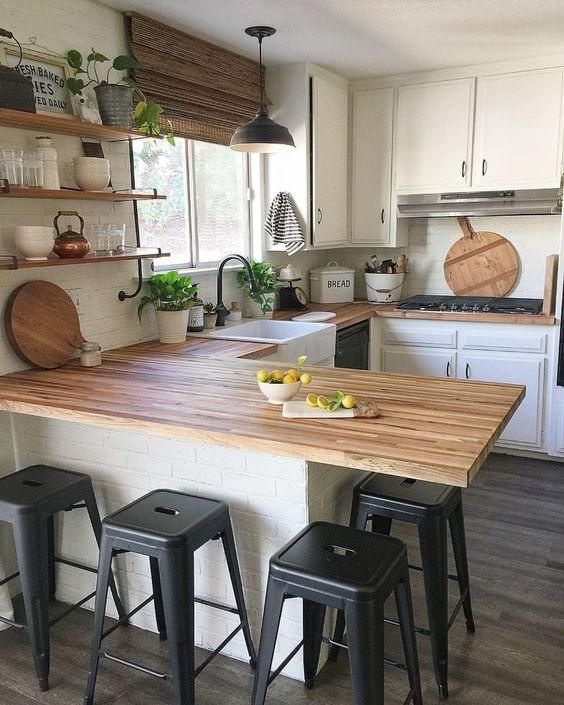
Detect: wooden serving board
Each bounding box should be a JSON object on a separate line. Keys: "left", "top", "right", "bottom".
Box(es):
{"left": 5, "top": 281, "right": 85, "bottom": 369}
{"left": 444, "top": 217, "right": 520, "bottom": 297}
{"left": 283, "top": 400, "right": 355, "bottom": 418}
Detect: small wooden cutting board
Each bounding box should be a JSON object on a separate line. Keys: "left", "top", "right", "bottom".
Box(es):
{"left": 283, "top": 400, "right": 380, "bottom": 419}
{"left": 444, "top": 217, "right": 520, "bottom": 297}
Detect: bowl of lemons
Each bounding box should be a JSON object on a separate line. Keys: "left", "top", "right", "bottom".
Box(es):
{"left": 256, "top": 355, "right": 312, "bottom": 405}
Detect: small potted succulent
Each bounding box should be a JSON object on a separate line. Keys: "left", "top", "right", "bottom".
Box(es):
{"left": 138, "top": 271, "right": 197, "bottom": 343}
{"left": 65, "top": 48, "right": 174, "bottom": 142}
{"left": 236, "top": 260, "right": 281, "bottom": 318}
{"left": 203, "top": 302, "right": 218, "bottom": 329}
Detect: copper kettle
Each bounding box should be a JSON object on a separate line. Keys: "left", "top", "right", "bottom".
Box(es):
{"left": 53, "top": 210, "right": 91, "bottom": 258}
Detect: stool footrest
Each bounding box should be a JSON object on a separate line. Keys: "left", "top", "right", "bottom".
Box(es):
{"left": 194, "top": 596, "right": 240, "bottom": 615}
{"left": 267, "top": 639, "right": 304, "bottom": 686}
{"left": 384, "top": 616, "right": 431, "bottom": 637}
{"left": 102, "top": 651, "right": 168, "bottom": 679}
{"left": 0, "top": 614, "right": 25, "bottom": 629}
{"left": 408, "top": 563, "right": 459, "bottom": 582}
{"left": 0, "top": 570, "right": 20, "bottom": 588}
{"left": 448, "top": 589, "right": 469, "bottom": 630}
{"left": 55, "top": 557, "right": 98, "bottom": 575}
{"left": 321, "top": 635, "right": 408, "bottom": 672}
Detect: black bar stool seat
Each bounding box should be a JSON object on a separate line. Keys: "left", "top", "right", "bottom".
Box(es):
{"left": 0, "top": 464, "right": 126, "bottom": 691}
{"left": 252, "top": 521, "right": 423, "bottom": 705}
{"left": 333, "top": 474, "right": 476, "bottom": 699}
{"left": 84, "top": 489, "right": 257, "bottom": 705}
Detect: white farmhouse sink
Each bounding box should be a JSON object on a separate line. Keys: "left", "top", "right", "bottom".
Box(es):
{"left": 209, "top": 319, "right": 336, "bottom": 364}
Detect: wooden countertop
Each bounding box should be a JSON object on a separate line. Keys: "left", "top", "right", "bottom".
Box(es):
{"left": 0, "top": 347, "right": 524, "bottom": 487}
{"left": 120, "top": 337, "right": 277, "bottom": 360}
{"left": 274, "top": 302, "right": 556, "bottom": 328}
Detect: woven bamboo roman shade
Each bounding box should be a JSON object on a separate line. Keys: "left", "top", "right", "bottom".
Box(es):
{"left": 125, "top": 12, "right": 262, "bottom": 145}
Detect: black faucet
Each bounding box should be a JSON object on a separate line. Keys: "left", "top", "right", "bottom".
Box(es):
{"left": 216, "top": 254, "right": 258, "bottom": 326}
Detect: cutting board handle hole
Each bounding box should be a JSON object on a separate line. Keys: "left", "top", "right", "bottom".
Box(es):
{"left": 22, "top": 480, "right": 43, "bottom": 487}
{"left": 401, "top": 478, "right": 417, "bottom": 486}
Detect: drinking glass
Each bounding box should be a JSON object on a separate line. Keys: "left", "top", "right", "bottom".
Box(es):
{"left": 23, "top": 155, "right": 45, "bottom": 188}
{"left": 86, "top": 225, "right": 112, "bottom": 256}
{"left": 0, "top": 148, "right": 24, "bottom": 187}
{"left": 107, "top": 224, "right": 126, "bottom": 254}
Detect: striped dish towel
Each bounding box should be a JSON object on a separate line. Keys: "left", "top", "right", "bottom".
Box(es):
{"left": 264, "top": 192, "right": 305, "bottom": 256}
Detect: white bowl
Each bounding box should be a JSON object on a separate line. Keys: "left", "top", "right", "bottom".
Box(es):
{"left": 73, "top": 157, "right": 111, "bottom": 191}
{"left": 257, "top": 379, "right": 301, "bottom": 405}
{"left": 14, "top": 226, "right": 54, "bottom": 240}
{"left": 15, "top": 237, "right": 54, "bottom": 260}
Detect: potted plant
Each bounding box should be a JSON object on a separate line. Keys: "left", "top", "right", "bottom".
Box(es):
{"left": 138, "top": 271, "right": 197, "bottom": 343}
{"left": 236, "top": 260, "right": 281, "bottom": 318}
{"left": 65, "top": 48, "right": 174, "bottom": 141}
{"left": 203, "top": 302, "right": 218, "bottom": 329}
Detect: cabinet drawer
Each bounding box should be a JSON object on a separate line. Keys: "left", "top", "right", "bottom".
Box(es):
{"left": 382, "top": 324, "right": 457, "bottom": 348}
{"left": 460, "top": 330, "right": 547, "bottom": 353}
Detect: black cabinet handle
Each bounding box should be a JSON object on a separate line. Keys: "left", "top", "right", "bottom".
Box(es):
{"left": 461, "top": 160, "right": 466, "bottom": 178}
{"left": 482, "top": 159, "right": 487, "bottom": 176}
{"left": 465, "top": 362, "right": 471, "bottom": 379}
{"left": 380, "top": 208, "right": 385, "bottom": 224}
{"left": 317, "top": 208, "right": 323, "bottom": 225}
{"left": 446, "top": 361, "right": 451, "bottom": 377}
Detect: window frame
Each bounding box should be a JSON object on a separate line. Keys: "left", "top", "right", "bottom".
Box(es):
{"left": 151, "top": 139, "right": 252, "bottom": 273}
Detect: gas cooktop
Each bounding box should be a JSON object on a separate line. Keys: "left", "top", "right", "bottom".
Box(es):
{"left": 396, "top": 295, "right": 543, "bottom": 315}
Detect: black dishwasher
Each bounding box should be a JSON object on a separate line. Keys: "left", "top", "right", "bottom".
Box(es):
{"left": 335, "top": 320, "right": 370, "bottom": 370}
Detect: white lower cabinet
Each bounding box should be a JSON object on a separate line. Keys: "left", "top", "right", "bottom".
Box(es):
{"left": 379, "top": 319, "right": 553, "bottom": 451}
{"left": 460, "top": 352, "right": 546, "bottom": 448}
{"left": 382, "top": 347, "right": 455, "bottom": 378}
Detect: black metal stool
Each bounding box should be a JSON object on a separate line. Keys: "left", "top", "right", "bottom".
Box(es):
{"left": 252, "top": 521, "right": 423, "bottom": 705}
{"left": 332, "top": 475, "right": 475, "bottom": 699}
{"left": 0, "top": 464, "right": 126, "bottom": 691}
{"left": 84, "top": 489, "right": 257, "bottom": 705}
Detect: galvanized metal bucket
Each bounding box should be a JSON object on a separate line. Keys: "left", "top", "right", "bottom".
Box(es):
{"left": 94, "top": 85, "right": 133, "bottom": 127}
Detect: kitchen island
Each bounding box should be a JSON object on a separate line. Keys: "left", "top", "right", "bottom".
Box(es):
{"left": 0, "top": 338, "right": 524, "bottom": 679}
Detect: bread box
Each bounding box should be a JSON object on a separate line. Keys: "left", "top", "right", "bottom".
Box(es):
{"left": 310, "top": 261, "right": 355, "bottom": 304}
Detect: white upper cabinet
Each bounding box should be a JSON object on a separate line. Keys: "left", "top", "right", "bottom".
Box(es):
{"left": 472, "top": 69, "right": 564, "bottom": 189}
{"left": 395, "top": 78, "right": 475, "bottom": 193}
{"left": 351, "top": 88, "right": 393, "bottom": 244}
{"left": 311, "top": 74, "right": 349, "bottom": 247}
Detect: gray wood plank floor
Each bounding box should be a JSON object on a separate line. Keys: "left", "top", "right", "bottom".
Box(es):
{"left": 0, "top": 453, "right": 563, "bottom": 704}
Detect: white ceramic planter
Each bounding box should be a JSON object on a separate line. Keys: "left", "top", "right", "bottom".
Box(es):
{"left": 244, "top": 293, "right": 275, "bottom": 319}
{"left": 155, "top": 309, "right": 189, "bottom": 343}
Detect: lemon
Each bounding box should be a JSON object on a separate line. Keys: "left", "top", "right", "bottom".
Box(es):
{"left": 285, "top": 368, "right": 300, "bottom": 380}
{"left": 306, "top": 393, "right": 318, "bottom": 408}
{"left": 342, "top": 395, "right": 357, "bottom": 409}
{"left": 300, "top": 373, "right": 312, "bottom": 385}
{"left": 271, "top": 370, "right": 285, "bottom": 382}
{"left": 256, "top": 370, "right": 270, "bottom": 383}
{"left": 283, "top": 374, "right": 298, "bottom": 384}
{"left": 317, "top": 395, "right": 330, "bottom": 410}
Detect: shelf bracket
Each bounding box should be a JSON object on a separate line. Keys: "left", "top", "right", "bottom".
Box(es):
{"left": 118, "top": 259, "right": 144, "bottom": 301}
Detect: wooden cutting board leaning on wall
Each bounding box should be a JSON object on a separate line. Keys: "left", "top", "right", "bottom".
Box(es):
{"left": 5, "top": 281, "right": 85, "bottom": 369}
{"left": 444, "top": 217, "right": 520, "bottom": 297}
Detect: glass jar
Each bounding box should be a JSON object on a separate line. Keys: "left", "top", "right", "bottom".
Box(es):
{"left": 80, "top": 341, "right": 102, "bottom": 367}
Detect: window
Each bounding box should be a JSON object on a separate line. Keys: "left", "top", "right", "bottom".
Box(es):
{"left": 133, "top": 138, "right": 251, "bottom": 269}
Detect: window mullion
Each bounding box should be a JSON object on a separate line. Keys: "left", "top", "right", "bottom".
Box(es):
{"left": 186, "top": 140, "right": 198, "bottom": 268}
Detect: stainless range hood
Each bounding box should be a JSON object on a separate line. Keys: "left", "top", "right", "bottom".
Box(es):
{"left": 397, "top": 189, "right": 561, "bottom": 218}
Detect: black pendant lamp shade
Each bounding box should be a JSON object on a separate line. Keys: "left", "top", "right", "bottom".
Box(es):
{"left": 230, "top": 26, "right": 295, "bottom": 153}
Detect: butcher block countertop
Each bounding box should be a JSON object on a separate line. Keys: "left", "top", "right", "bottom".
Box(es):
{"left": 0, "top": 346, "right": 524, "bottom": 487}
{"left": 117, "top": 336, "right": 277, "bottom": 360}
{"left": 274, "top": 302, "right": 556, "bottom": 327}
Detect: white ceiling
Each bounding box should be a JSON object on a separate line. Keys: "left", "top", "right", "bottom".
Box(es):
{"left": 101, "top": 0, "right": 564, "bottom": 79}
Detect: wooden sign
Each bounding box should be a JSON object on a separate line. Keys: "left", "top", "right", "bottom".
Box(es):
{"left": 0, "top": 45, "right": 76, "bottom": 117}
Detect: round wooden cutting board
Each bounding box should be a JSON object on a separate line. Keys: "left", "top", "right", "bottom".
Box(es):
{"left": 5, "top": 281, "right": 85, "bottom": 369}
{"left": 444, "top": 217, "right": 520, "bottom": 297}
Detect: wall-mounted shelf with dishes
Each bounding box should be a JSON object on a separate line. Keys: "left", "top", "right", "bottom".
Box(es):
{"left": 0, "top": 185, "right": 166, "bottom": 202}
{"left": 0, "top": 248, "right": 170, "bottom": 271}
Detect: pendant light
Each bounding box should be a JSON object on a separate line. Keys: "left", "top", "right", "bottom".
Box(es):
{"left": 230, "top": 26, "right": 295, "bottom": 153}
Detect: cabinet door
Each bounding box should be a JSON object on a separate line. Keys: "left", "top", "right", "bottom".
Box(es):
{"left": 382, "top": 346, "right": 456, "bottom": 379}
{"left": 311, "top": 75, "right": 348, "bottom": 247}
{"left": 460, "top": 352, "right": 545, "bottom": 448}
{"left": 351, "top": 88, "right": 393, "bottom": 244}
{"left": 472, "top": 69, "right": 564, "bottom": 189}
{"left": 396, "top": 78, "right": 474, "bottom": 193}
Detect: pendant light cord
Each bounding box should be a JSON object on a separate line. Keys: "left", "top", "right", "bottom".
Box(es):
{"left": 258, "top": 35, "right": 265, "bottom": 112}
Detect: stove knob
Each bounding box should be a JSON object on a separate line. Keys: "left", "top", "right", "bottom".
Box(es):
{"left": 482, "top": 304, "right": 491, "bottom": 312}
{"left": 450, "top": 303, "right": 459, "bottom": 311}
{"left": 461, "top": 303, "right": 470, "bottom": 311}
{"left": 472, "top": 304, "right": 481, "bottom": 312}
{"left": 439, "top": 303, "right": 448, "bottom": 311}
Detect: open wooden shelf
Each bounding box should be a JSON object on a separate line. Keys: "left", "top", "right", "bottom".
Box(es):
{"left": 0, "top": 107, "right": 149, "bottom": 141}
{"left": 0, "top": 249, "right": 170, "bottom": 271}
{"left": 0, "top": 187, "right": 166, "bottom": 202}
